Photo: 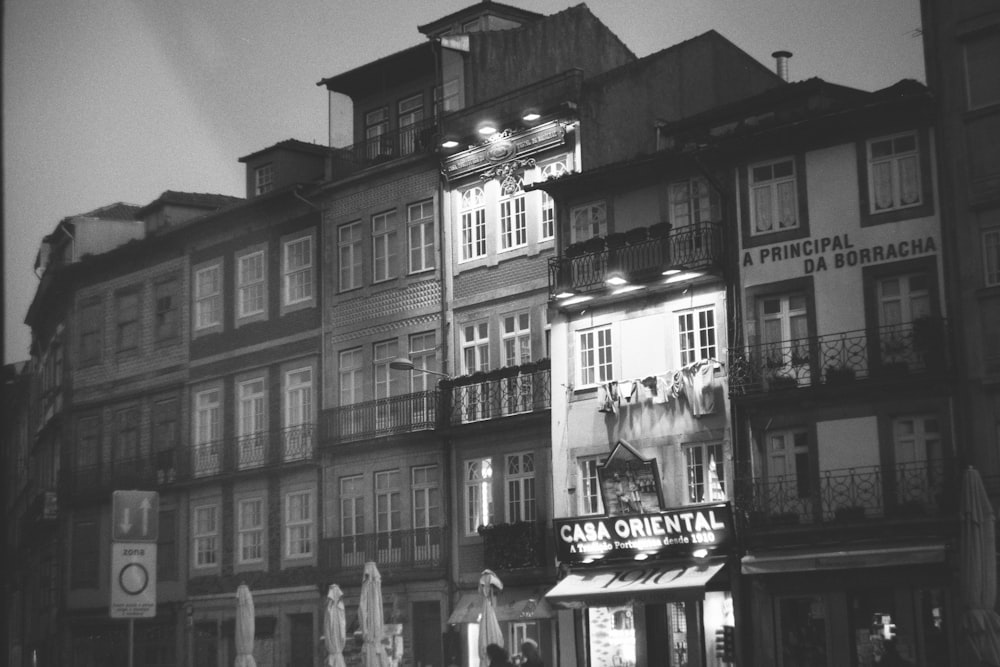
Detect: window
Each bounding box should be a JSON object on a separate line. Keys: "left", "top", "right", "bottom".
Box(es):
{"left": 339, "top": 221, "right": 363, "bottom": 291}
{"left": 113, "top": 407, "right": 140, "bottom": 467}
{"left": 678, "top": 307, "right": 717, "bottom": 365}
{"left": 194, "top": 264, "right": 222, "bottom": 330}
{"left": 341, "top": 475, "right": 365, "bottom": 565}
{"left": 255, "top": 164, "right": 274, "bottom": 196}
{"left": 987, "top": 229, "right": 1000, "bottom": 287}
{"left": 79, "top": 298, "right": 103, "bottom": 364}
{"left": 157, "top": 509, "right": 177, "bottom": 581}
{"left": 237, "top": 378, "right": 266, "bottom": 468}
{"left": 506, "top": 452, "right": 536, "bottom": 522}
{"left": 466, "top": 458, "right": 494, "bottom": 534}
{"left": 749, "top": 158, "right": 798, "bottom": 235}
{"left": 580, "top": 457, "right": 606, "bottom": 515}
{"left": 194, "top": 388, "right": 221, "bottom": 476}
{"left": 399, "top": 93, "right": 424, "bottom": 155}
{"left": 571, "top": 202, "right": 607, "bottom": 242}
{"left": 285, "top": 489, "right": 314, "bottom": 558}
{"left": 408, "top": 200, "right": 435, "bottom": 273}
{"left": 283, "top": 236, "right": 313, "bottom": 305}
{"left": 579, "top": 325, "right": 613, "bottom": 386}
{"left": 893, "top": 414, "right": 943, "bottom": 505}
{"left": 766, "top": 429, "right": 811, "bottom": 509}
{"left": 462, "top": 321, "right": 490, "bottom": 373}
{"left": 669, "top": 177, "right": 721, "bottom": 228}
{"left": 408, "top": 332, "right": 438, "bottom": 391}
{"left": 684, "top": 443, "right": 726, "bottom": 503}
{"left": 965, "top": 32, "right": 1000, "bottom": 110}
{"left": 375, "top": 470, "right": 401, "bottom": 558}
{"left": 867, "top": 133, "right": 921, "bottom": 214}
{"left": 374, "top": 339, "right": 400, "bottom": 400}
{"left": 152, "top": 398, "right": 179, "bottom": 481}
{"left": 499, "top": 183, "right": 527, "bottom": 251}
{"left": 116, "top": 290, "right": 140, "bottom": 352}
{"left": 238, "top": 498, "right": 265, "bottom": 563}
{"left": 365, "top": 107, "right": 389, "bottom": 159}
{"left": 760, "top": 294, "right": 810, "bottom": 370}
{"left": 502, "top": 312, "right": 531, "bottom": 366}
{"left": 460, "top": 186, "right": 487, "bottom": 261}
{"left": 438, "top": 79, "right": 460, "bottom": 113}
{"left": 539, "top": 160, "right": 568, "bottom": 240}
{"left": 71, "top": 517, "right": 99, "bottom": 588}
{"left": 193, "top": 504, "right": 219, "bottom": 567}
{"left": 412, "top": 465, "right": 440, "bottom": 532}
{"left": 154, "top": 279, "right": 179, "bottom": 341}
{"left": 238, "top": 251, "right": 266, "bottom": 318}
{"left": 339, "top": 348, "right": 363, "bottom": 405}
{"left": 877, "top": 273, "right": 931, "bottom": 365}
{"left": 372, "top": 211, "right": 397, "bottom": 282}
{"left": 284, "top": 367, "right": 313, "bottom": 460}
{"left": 76, "top": 415, "right": 100, "bottom": 473}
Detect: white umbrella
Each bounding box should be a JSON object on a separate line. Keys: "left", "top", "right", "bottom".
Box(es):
{"left": 325, "top": 584, "right": 347, "bottom": 667}
{"left": 477, "top": 569, "right": 504, "bottom": 667}
{"left": 235, "top": 584, "right": 256, "bottom": 667}
{"left": 359, "top": 562, "right": 387, "bottom": 667}
{"left": 960, "top": 466, "right": 1000, "bottom": 665}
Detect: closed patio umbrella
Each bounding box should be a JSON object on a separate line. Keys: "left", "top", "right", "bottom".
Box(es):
{"left": 478, "top": 569, "right": 504, "bottom": 667}
{"left": 359, "top": 562, "right": 387, "bottom": 667}
{"left": 324, "top": 584, "right": 347, "bottom": 667}
{"left": 960, "top": 466, "right": 1000, "bottom": 665}
{"left": 235, "top": 583, "right": 256, "bottom": 667}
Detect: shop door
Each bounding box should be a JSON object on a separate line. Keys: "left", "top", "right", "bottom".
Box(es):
{"left": 412, "top": 601, "right": 442, "bottom": 667}
{"left": 776, "top": 595, "right": 830, "bottom": 666}
{"left": 288, "top": 613, "right": 313, "bottom": 667}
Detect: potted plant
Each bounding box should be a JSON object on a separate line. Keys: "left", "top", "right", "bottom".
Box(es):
{"left": 582, "top": 236, "right": 606, "bottom": 254}
{"left": 604, "top": 232, "right": 627, "bottom": 249}
{"left": 564, "top": 241, "right": 586, "bottom": 258}
{"left": 624, "top": 227, "right": 648, "bottom": 245}
{"left": 647, "top": 222, "right": 672, "bottom": 238}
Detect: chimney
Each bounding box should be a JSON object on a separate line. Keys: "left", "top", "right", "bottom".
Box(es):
{"left": 772, "top": 50, "right": 792, "bottom": 82}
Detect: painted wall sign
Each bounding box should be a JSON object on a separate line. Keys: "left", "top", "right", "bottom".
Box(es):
{"left": 444, "top": 121, "right": 566, "bottom": 179}
{"left": 554, "top": 502, "right": 734, "bottom": 565}
{"left": 597, "top": 441, "right": 666, "bottom": 516}
{"left": 741, "top": 233, "right": 937, "bottom": 274}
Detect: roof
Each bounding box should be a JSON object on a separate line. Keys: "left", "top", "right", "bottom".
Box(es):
{"left": 317, "top": 42, "right": 436, "bottom": 97}
{"left": 135, "top": 190, "right": 243, "bottom": 218}
{"left": 80, "top": 202, "right": 142, "bottom": 221}
{"left": 417, "top": 0, "right": 544, "bottom": 36}
{"left": 238, "top": 138, "right": 332, "bottom": 163}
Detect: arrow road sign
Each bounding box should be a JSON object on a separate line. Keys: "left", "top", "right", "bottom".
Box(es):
{"left": 112, "top": 490, "right": 159, "bottom": 542}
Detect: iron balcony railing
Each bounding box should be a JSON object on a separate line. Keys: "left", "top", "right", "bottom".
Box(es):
{"left": 321, "top": 527, "right": 447, "bottom": 572}
{"left": 728, "top": 317, "right": 951, "bottom": 396}
{"left": 548, "top": 222, "right": 722, "bottom": 296}
{"left": 737, "top": 458, "right": 955, "bottom": 527}
{"left": 479, "top": 520, "right": 549, "bottom": 571}
{"left": 330, "top": 118, "right": 438, "bottom": 175}
{"left": 321, "top": 390, "right": 438, "bottom": 444}
{"left": 446, "top": 367, "right": 551, "bottom": 425}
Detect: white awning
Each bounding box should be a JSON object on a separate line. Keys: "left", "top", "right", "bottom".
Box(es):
{"left": 741, "top": 543, "right": 946, "bottom": 575}
{"left": 545, "top": 561, "right": 726, "bottom": 608}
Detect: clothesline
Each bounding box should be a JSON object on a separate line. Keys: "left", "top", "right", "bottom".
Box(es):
{"left": 598, "top": 358, "right": 724, "bottom": 417}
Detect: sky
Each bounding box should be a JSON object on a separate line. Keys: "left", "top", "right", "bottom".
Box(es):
{"left": 2, "top": 0, "right": 925, "bottom": 364}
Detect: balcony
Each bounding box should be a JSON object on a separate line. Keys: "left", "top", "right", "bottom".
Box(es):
{"left": 321, "top": 527, "right": 447, "bottom": 572}
{"left": 548, "top": 222, "right": 723, "bottom": 297}
{"left": 321, "top": 390, "right": 438, "bottom": 444}
{"left": 186, "top": 424, "right": 316, "bottom": 479}
{"left": 445, "top": 365, "right": 550, "bottom": 425}
{"left": 330, "top": 118, "right": 438, "bottom": 176}
{"left": 737, "top": 458, "right": 955, "bottom": 528}
{"left": 478, "top": 520, "right": 548, "bottom": 571}
{"left": 729, "top": 317, "right": 952, "bottom": 397}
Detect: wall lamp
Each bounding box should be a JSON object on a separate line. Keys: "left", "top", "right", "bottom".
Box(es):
{"left": 389, "top": 357, "right": 452, "bottom": 379}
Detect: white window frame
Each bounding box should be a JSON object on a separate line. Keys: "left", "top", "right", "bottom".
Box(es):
{"left": 340, "top": 475, "right": 364, "bottom": 539}
{"left": 237, "top": 250, "right": 266, "bottom": 318}
{"left": 506, "top": 452, "right": 536, "bottom": 523}
{"left": 499, "top": 184, "right": 527, "bottom": 251}
{"left": 408, "top": 332, "right": 437, "bottom": 392}
{"left": 283, "top": 235, "right": 313, "bottom": 305}
{"left": 284, "top": 489, "right": 314, "bottom": 558}
{"left": 683, "top": 442, "right": 726, "bottom": 504}
{"left": 678, "top": 307, "right": 717, "bottom": 365}
{"left": 372, "top": 210, "right": 397, "bottom": 283}
{"left": 578, "top": 325, "right": 613, "bottom": 386}
{"left": 539, "top": 160, "right": 568, "bottom": 241}
{"left": 194, "top": 388, "right": 221, "bottom": 475}
{"left": 412, "top": 465, "right": 440, "bottom": 530}
{"left": 580, "top": 456, "right": 606, "bottom": 515}
{"left": 193, "top": 504, "right": 219, "bottom": 568}
{"left": 373, "top": 340, "right": 400, "bottom": 401}
{"left": 749, "top": 157, "right": 798, "bottom": 236}
{"left": 339, "top": 221, "right": 363, "bottom": 291}
{"left": 284, "top": 367, "right": 313, "bottom": 428}
{"left": 867, "top": 132, "right": 922, "bottom": 214}
{"left": 375, "top": 470, "right": 402, "bottom": 556}
{"left": 460, "top": 186, "right": 487, "bottom": 262}
{"left": 465, "top": 458, "right": 493, "bottom": 535}
{"left": 570, "top": 202, "right": 607, "bottom": 243}
{"left": 462, "top": 321, "right": 490, "bottom": 374}
{"left": 194, "top": 264, "right": 222, "bottom": 330}
{"left": 502, "top": 311, "right": 531, "bottom": 367}
{"left": 985, "top": 228, "right": 1000, "bottom": 287}
{"left": 255, "top": 164, "right": 274, "bottom": 196}
{"left": 237, "top": 378, "right": 266, "bottom": 468}
{"left": 237, "top": 497, "right": 264, "bottom": 564}
{"left": 669, "top": 177, "right": 721, "bottom": 228}
{"left": 339, "top": 348, "right": 363, "bottom": 405}
{"left": 964, "top": 33, "right": 1000, "bottom": 111}
{"left": 408, "top": 200, "right": 435, "bottom": 274}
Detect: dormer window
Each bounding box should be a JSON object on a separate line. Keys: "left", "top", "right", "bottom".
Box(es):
{"left": 255, "top": 164, "right": 274, "bottom": 196}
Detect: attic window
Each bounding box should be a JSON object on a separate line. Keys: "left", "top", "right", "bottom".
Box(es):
{"left": 255, "top": 164, "right": 274, "bottom": 196}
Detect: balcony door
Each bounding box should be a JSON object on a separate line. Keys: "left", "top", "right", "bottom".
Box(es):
{"left": 892, "top": 414, "right": 943, "bottom": 510}
{"left": 877, "top": 273, "right": 930, "bottom": 366}
{"left": 766, "top": 429, "right": 812, "bottom": 523}
{"left": 376, "top": 470, "right": 402, "bottom": 564}
{"left": 237, "top": 379, "right": 266, "bottom": 469}
{"left": 760, "top": 293, "right": 811, "bottom": 386}
{"left": 194, "top": 389, "right": 221, "bottom": 476}
{"left": 283, "top": 368, "right": 313, "bottom": 461}
{"left": 412, "top": 465, "right": 441, "bottom": 562}
{"left": 374, "top": 340, "right": 401, "bottom": 430}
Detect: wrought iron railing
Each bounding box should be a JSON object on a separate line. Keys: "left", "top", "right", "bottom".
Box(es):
{"left": 321, "top": 391, "right": 438, "bottom": 444}
{"left": 446, "top": 368, "right": 550, "bottom": 425}
{"left": 330, "top": 118, "right": 438, "bottom": 174}
{"left": 321, "top": 527, "right": 447, "bottom": 571}
{"left": 729, "top": 317, "right": 951, "bottom": 396}
{"left": 737, "top": 458, "right": 954, "bottom": 527}
{"left": 548, "top": 222, "right": 722, "bottom": 295}
{"left": 479, "top": 520, "right": 548, "bottom": 570}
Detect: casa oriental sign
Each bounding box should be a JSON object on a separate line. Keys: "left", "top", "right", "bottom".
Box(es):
{"left": 554, "top": 503, "right": 734, "bottom": 565}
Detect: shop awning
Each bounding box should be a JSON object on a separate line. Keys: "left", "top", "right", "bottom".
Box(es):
{"left": 545, "top": 561, "right": 726, "bottom": 608}
{"left": 741, "top": 543, "right": 946, "bottom": 575}
{"left": 448, "top": 588, "right": 555, "bottom": 624}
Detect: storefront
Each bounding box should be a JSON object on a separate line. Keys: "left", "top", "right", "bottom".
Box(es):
{"left": 547, "top": 502, "right": 737, "bottom": 667}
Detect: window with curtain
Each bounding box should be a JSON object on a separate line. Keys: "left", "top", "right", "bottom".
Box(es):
{"left": 750, "top": 158, "right": 798, "bottom": 235}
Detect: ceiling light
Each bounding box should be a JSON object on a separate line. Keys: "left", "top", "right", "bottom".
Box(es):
{"left": 554, "top": 291, "right": 575, "bottom": 299}
{"left": 612, "top": 285, "right": 643, "bottom": 296}
{"left": 665, "top": 271, "right": 703, "bottom": 284}
{"left": 560, "top": 295, "right": 593, "bottom": 307}
{"left": 522, "top": 111, "right": 541, "bottom": 122}
{"left": 478, "top": 124, "right": 497, "bottom": 136}
{"left": 441, "top": 139, "right": 459, "bottom": 149}
{"left": 663, "top": 269, "right": 682, "bottom": 276}
{"left": 633, "top": 553, "right": 649, "bottom": 561}
{"left": 605, "top": 274, "right": 628, "bottom": 287}
{"left": 693, "top": 548, "right": 709, "bottom": 559}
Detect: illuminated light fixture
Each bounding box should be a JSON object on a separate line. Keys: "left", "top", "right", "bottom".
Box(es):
{"left": 441, "top": 138, "right": 459, "bottom": 149}
{"left": 605, "top": 273, "right": 628, "bottom": 287}
{"left": 478, "top": 123, "right": 498, "bottom": 136}
{"left": 692, "top": 548, "right": 709, "bottom": 559}
{"left": 634, "top": 553, "right": 650, "bottom": 561}
{"left": 665, "top": 271, "right": 703, "bottom": 284}
{"left": 662, "top": 268, "right": 682, "bottom": 276}
{"left": 612, "top": 285, "right": 644, "bottom": 296}
{"left": 554, "top": 290, "right": 575, "bottom": 299}
{"left": 522, "top": 110, "right": 541, "bottom": 122}
{"left": 581, "top": 557, "right": 595, "bottom": 564}
{"left": 560, "top": 294, "right": 593, "bottom": 307}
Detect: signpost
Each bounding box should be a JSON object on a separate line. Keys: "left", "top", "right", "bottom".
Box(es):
{"left": 111, "top": 490, "right": 159, "bottom": 667}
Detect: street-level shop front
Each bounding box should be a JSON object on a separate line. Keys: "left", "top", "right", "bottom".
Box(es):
{"left": 548, "top": 502, "right": 737, "bottom": 667}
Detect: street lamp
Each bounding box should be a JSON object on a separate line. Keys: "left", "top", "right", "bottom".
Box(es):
{"left": 389, "top": 357, "right": 452, "bottom": 379}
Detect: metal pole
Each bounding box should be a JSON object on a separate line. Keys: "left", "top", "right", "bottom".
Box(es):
{"left": 128, "top": 618, "right": 134, "bottom": 667}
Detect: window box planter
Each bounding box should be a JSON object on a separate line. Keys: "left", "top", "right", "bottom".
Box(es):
{"left": 564, "top": 242, "right": 586, "bottom": 258}
{"left": 647, "top": 222, "right": 672, "bottom": 239}
{"left": 582, "top": 237, "right": 606, "bottom": 254}
{"left": 605, "top": 232, "right": 627, "bottom": 249}
{"left": 624, "top": 227, "right": 648, "bottom": 244}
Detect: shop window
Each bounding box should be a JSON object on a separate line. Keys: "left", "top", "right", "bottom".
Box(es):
{"left": 668, "top": 602, "right": 688, "bottom": 666}
{"left": 339, "top": 221, "right": 363, "bottom": 291}
{"left": 684, "top": 442, "right": 726, "bottom": 504}
{"left": 506, "top": 452, "right": 536, "bottom": 522}
{"left": 588, "top": 605, "right": 636, "bottom": 667}
{"left": 777, "top": 596, "right": 829, "bottom": 667}
{"left": 465, "top": 458, "right": 493, "bottom": 535}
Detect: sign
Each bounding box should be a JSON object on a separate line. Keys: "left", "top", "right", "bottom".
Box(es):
{"left": 112, "top": 490, "right": 159, "bottom": 542}
{"left": 110, "top": 542, "right": 157, "bottom": 618}
{"left": 554, "top": 503, "right": 734, "bottom": 565}
{"left": 597, "top": 441, "right": 666, "bottom": 516}
{"left": 443, "top": 121, "right": 567, "bottom": 179}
